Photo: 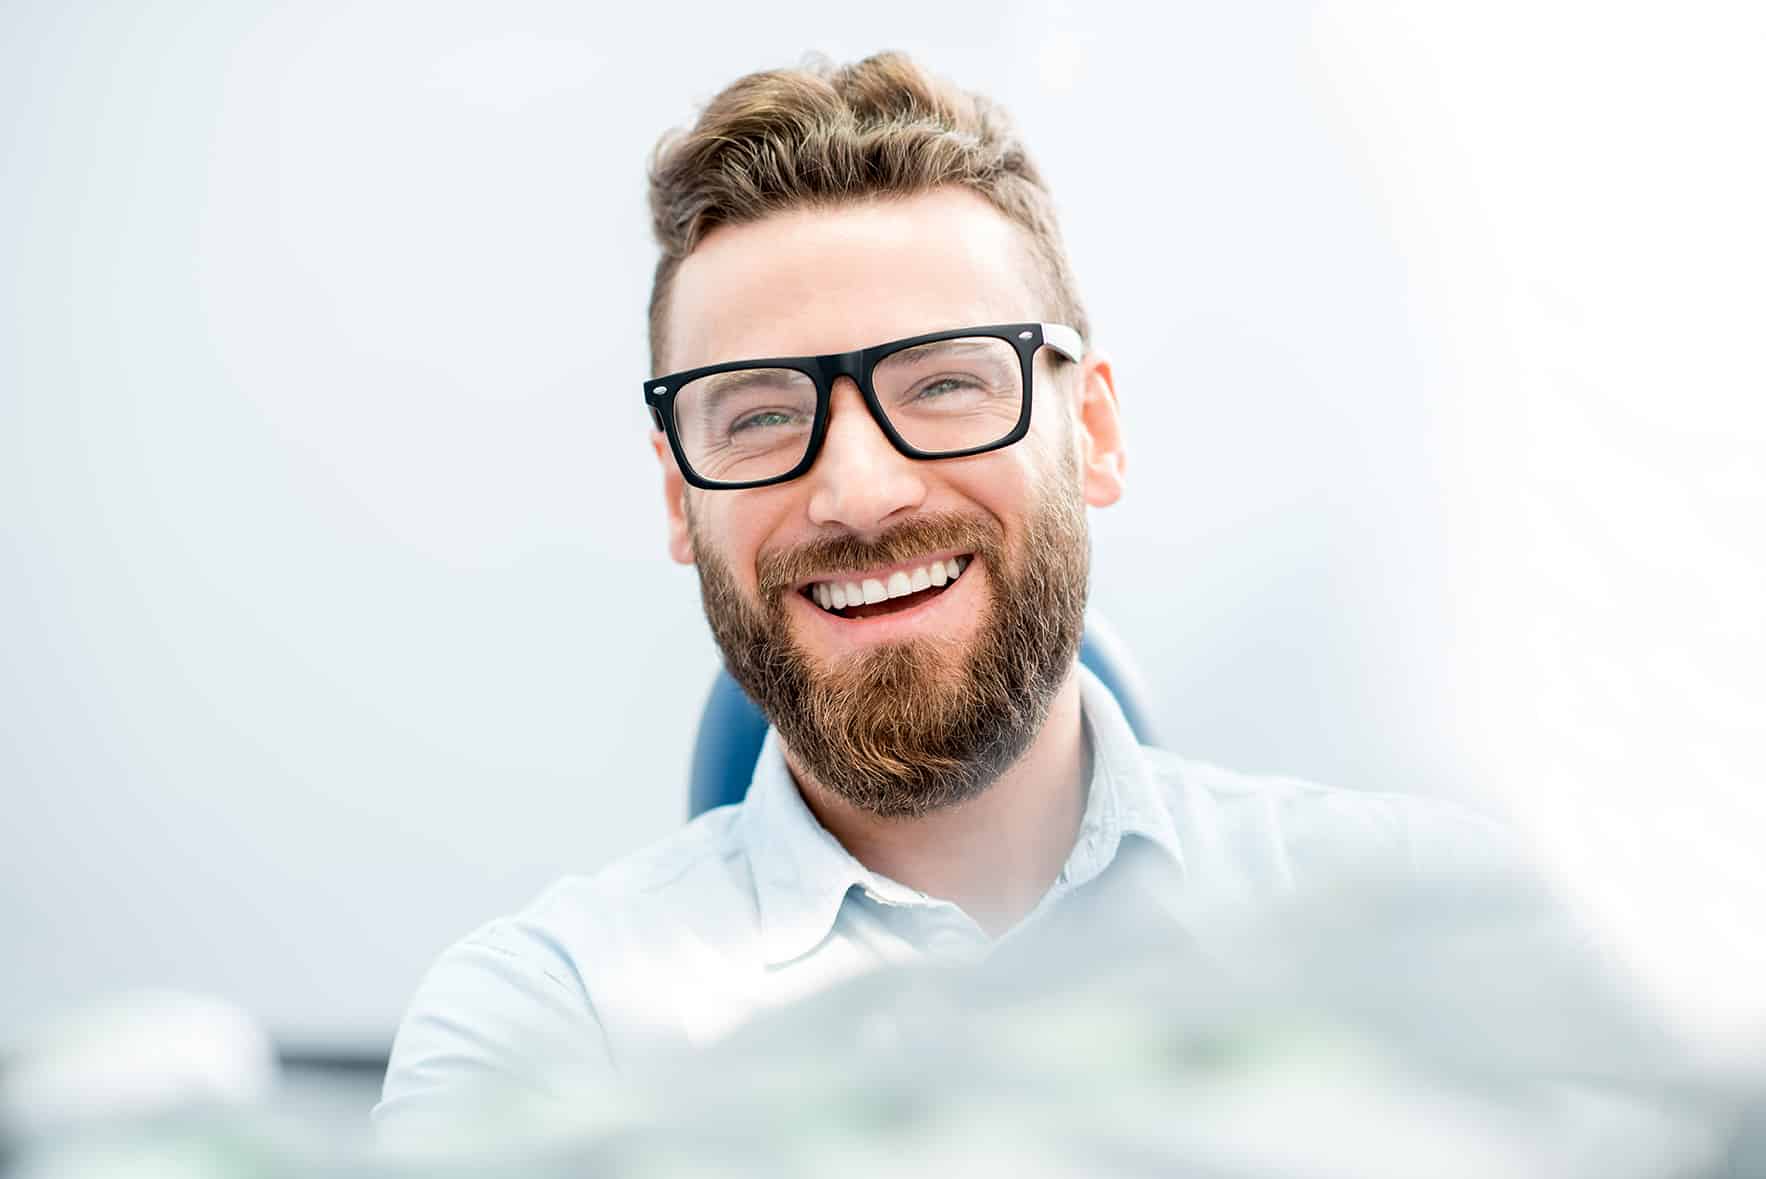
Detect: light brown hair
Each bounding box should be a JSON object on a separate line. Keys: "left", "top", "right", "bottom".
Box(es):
{"left": 645, "top": 51, "right": 1089, "bottom": 372}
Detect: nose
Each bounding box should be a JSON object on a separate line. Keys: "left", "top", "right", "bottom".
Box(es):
{"left": 804, "top": 377, "right": 928, "bottom": 533}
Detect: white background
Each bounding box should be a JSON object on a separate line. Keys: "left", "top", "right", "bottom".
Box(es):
{"left": 4, "top": 1, "right": 1761, "bottom": 1055}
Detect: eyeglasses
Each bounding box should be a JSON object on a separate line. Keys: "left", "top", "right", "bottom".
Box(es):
{"left": 643, "top": 322, "right": 1084, "bottom": 490}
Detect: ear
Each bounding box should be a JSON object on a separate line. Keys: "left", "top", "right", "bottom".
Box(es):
{"left": 650, "top": 430, "right": 697, "bottom": 565}
{"left": 1072, "top": 352, "right": 1126, "bottom": 508}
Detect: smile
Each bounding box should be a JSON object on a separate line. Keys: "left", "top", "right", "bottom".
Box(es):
{"left": 798, "top": 553, "right": 973, "bottom": 620}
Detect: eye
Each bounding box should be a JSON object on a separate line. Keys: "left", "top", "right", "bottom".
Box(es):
{"left": 730, "top": 408, "right": 803, "bottom": 433}
{"left": 912, "top": 376, "right": 977, "bottom": 401}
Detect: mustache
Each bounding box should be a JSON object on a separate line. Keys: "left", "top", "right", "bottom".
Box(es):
{"left": 754, "top": 511, "right": 1004, "bottom": 601}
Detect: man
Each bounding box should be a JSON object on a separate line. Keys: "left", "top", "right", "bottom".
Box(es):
{"left": 374, "top": 51, "right": 1506, "bottom": 1142}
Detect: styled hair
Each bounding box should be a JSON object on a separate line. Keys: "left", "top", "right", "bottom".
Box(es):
{"left": 645, "top": 51, "right": 1089, "bottom": 372}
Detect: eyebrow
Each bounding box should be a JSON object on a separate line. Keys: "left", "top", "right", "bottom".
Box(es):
{"left": 881, "top": 338, "right": 1015, "bottom": 366}
{"left": 697, "top": 368, "right": 805, "bottom": 395}
{"left": 896, "top": 338, "right": 1004, "bottom": 357}
{"left": 684, "top": 368, "right": 812, "bottom": 425}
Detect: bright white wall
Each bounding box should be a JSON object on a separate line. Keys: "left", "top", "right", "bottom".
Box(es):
{"left": 4, "top": 2, "right": 1760, "bottom": 1053}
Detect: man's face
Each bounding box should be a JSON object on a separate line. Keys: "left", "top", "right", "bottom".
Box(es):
{"left": 652, "top": 188, "right": 1124, "bottom": 816}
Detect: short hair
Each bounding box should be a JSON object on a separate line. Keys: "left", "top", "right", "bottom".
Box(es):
{"left": 645, "top": 51, "right": 1089, "bottom": 372}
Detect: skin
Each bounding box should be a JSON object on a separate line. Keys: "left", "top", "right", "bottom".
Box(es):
{"left": 650, "top": 187, "right": 1128, "bottom": 935}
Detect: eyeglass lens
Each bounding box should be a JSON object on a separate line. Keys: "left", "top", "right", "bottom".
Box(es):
{"left": 670, "top": 336, "right": 1024, "bottom": 484}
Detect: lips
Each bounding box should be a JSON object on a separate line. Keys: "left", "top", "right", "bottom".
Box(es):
{"left": 801, "top": 554, "right": 971, "bottom": 614}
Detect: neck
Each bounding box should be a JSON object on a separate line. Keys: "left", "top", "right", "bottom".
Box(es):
{"left": 785, "top": 667, "right": 1089, "bottom": 938}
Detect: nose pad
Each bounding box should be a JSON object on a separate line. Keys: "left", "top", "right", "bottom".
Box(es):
{"left": 806, "top": 377, "right": 927, "bottom": 530}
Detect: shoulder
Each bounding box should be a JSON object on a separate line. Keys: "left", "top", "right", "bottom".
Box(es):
{"left": 1140, "top": 745, "right": 1521, "bottom": 888}
{"left": 465, "top": 802, "right": 759, "bottom": 975}
{"left": 378, "top": 805, "right": 761, "bottom": 1135}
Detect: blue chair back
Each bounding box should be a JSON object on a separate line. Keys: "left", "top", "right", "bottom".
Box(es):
{"left": 688, "top": 612, "right": 1159, "bottom": 817}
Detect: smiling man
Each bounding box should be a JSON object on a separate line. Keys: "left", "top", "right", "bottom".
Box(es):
{"left": 660, "top": 187, "right": 1109, "bottom": 938}
{"left": 374, "top": 52, "right": 1508, "bottom": 1141}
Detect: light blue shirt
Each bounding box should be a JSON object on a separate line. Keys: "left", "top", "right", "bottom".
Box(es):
{"left": 374, "top": 667, "right": 1508, "bottom": 1144}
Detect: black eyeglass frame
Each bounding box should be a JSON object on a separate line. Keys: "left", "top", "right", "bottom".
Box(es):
{"left": 643, "top": 322, "right": 1084, "bottom": 490}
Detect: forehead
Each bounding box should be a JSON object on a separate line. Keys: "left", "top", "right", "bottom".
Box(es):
{"left": 663, "top": 187, "right": 1045, "bottom": 374}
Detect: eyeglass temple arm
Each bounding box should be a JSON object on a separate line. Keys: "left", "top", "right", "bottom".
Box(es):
{"left": 1041, "top": 323, "right": 1084, "bottom": 363}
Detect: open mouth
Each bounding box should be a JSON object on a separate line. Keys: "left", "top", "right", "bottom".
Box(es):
{"left": 799, "top": 554, "right": 972, "bottom": 621}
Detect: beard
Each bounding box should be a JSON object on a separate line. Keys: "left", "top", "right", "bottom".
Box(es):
{"left": 690, "top": 452, "right": 1090, "bottom": 819}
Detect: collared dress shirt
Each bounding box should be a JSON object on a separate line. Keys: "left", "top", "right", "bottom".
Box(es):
{"left": 374, "top": 668, "right": 1510, "bottom": 1145}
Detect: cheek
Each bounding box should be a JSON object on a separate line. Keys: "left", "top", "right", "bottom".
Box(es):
{"left": 1032, "top": 384, "right": 1079, "bottom": 462}
{"left": 701, "top": 493, "right": 801, "bottom": 589}
{"left": 998, "top": 407, "right": 1078, "bottom": 500}
{"left": 938, "top": 453, "right": 1042, "bottom": 533}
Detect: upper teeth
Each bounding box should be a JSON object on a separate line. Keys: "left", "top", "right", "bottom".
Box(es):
{"left": 810, "top": 556, "right": 968, "bottom": 612}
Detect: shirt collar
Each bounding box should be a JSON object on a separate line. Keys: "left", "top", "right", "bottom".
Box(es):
{"left": 738, "top": 726, "right": 891, "bottom": 967}
{"left": 1063, "top": 664, "right": 1186, "bottom": 888}
{"left": 738, "top": 664, "right": 1185, "bottom": 966}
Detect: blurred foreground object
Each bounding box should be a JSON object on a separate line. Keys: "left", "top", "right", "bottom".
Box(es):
{"left": 1, "top": 991, "right": 275, "bottom": 1141}
{"left": 8, "top": 874, "right": 1761, "bottom": 1176}
{"left": 1, "top": 991, "right": 275, "bottom": 1176}
{"left": 528, "top": 873, "right": 1750, "bottom": 1178}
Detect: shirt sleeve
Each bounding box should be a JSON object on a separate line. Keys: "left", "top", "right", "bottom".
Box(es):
{"left": 372, "top": 920, "right": 614, "bottom": 1152}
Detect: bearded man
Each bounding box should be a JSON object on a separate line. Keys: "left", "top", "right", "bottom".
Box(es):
{"left": 375, "top": 51, "right": 1507, "bottom": 1141}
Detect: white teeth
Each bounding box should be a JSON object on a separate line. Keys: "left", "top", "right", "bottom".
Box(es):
{"left": 811, "top": 555, "right": 972, "bottom": 613}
